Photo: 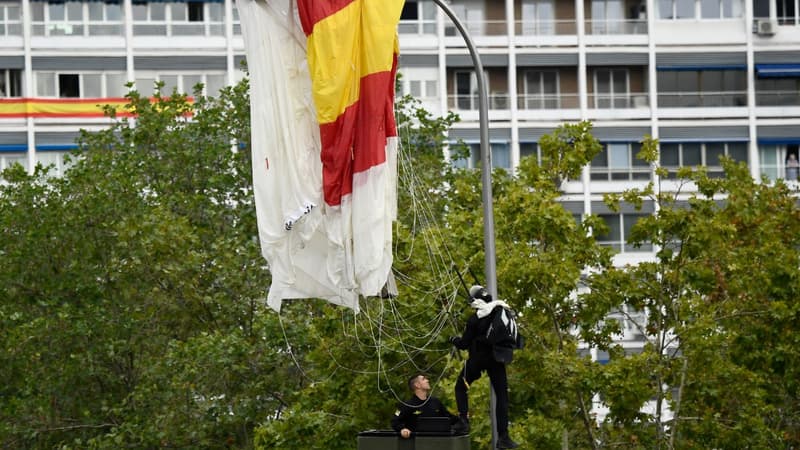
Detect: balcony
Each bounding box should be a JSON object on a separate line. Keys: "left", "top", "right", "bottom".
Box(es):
{"left": 658, "top": 91, "right": 747, "bottom": 108}
{"left": 517, "top": 93, "right": 579, "bottom": 109}
{"left": 588, "top": 92, "right": 649, "bottom": 109}
{"left": 513, "top": 19, "right": 578, "bottom": 36}
{"left": 757, "top": 90, "right": 800, "bottom": 107}
{"left": 585, "top": 18, "right": 647, "bottom": 35}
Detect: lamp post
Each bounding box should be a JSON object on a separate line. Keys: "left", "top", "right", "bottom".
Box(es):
{"left": 429, "top": 1, "right": 499, "bottom": 447}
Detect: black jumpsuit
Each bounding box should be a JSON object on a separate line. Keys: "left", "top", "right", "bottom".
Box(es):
{"left": 452, "top": 311, "right": 511, "bottom": 438}
{"left": 391, "top": 395, "right": 458, "bottom": 432}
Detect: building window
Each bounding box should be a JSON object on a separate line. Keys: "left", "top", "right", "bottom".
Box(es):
{"left": 596, "top": 213, "right": 653, "bottom": 252}
{"left": 447, "top": 3, "right": 485, "bottom": 36}
{"left": 452, "top": 142, "right": 511, "bottom": 170}
{"left": 756, "top": 78, "right": 800, "bottom": 106}
{"left": 520, "top": 142, "right": 541, "bottom": 164}
{"left": 520, "top": 0, "right": 555, "bottom": 35}
{"left": 657, "top": 69, "right": 746, "bottom": 107}
{"left": 0, "top": 69, "right": 21, "bottom": 97}
{"left": 522, "top": 70, "right": 559, "bottom": 109}
{"left": 759, "top": 144, "right": 800, "bottom": 182}
{"left": 590, "top": 0, "right": 626, "bottom": 34}
{"left": 35, "top": 72, "right": 128, "bottom": 98}
{"left": 0, "top": 152, "right": 27, "bottom": 171}
{"left": 593, "top": 68, "right": 629, "bottom": 108}
{"left": 453, "top": 70, "right": 479, "bottom": 110}
{"left": 399, "top": 1, "right": 436, "bottom": 34}
{"left": 776, "top": 0, "right": 798, "bottom": 24}
{"left": 591, "top": 142, "right": 650, "bottom": 181}
{"left": 660, "top": 142, "right": 747, "bottom": 178}
{"left": 657, "top": 0, "right": 742, "bottom": 19}
{"left": 0, "top": 2, "right": 22, "bottom": 36}
{"left": 30, "top": 0, "right": 123, "bottom": 36}
{"left": 134, "top": 72, "right": 227, "bottom": 97}
{"left": 132, "top": 1, "right": 223, "bottom": 37}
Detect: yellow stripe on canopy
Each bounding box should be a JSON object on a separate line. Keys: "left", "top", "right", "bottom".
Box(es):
{"left": 306, "top": 0, "right": 404, "bottom": 125}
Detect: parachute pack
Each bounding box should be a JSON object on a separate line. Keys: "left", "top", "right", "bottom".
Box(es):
{"left": 483, "top": 305, "right": 524, "bottom": 364}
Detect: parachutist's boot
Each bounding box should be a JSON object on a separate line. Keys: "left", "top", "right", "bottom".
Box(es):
{"left": 496, "top": 434, "right": 519, "bottom": 449}
{"left": 454, "top": 413, "right": 470, "bottom": 433}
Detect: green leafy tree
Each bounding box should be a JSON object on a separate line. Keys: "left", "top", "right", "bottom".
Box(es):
{"left": 590, "top": 141, "right": 800, "bottom": 449}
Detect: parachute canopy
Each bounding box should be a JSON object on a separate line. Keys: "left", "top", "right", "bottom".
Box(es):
{"left": 238, "top": 0, "right": 404, "bottom": 312}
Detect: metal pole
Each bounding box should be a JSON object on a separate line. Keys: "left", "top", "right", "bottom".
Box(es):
{"left": 430, "top": 1, "right": 498, "bottom": 447}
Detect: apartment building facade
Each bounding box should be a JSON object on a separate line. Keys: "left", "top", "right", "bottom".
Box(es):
{"left": 0, "top": 0, "right": 798, "bottom": 269}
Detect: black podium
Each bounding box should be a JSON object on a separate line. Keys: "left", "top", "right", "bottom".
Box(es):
{"left": 357, "top": 430, "right": 470, "bottom": 450}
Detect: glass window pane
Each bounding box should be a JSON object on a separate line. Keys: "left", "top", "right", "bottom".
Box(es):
{"left": 208, "top": 3, "right": 223, "bottom": 21}
{"left": 37, "top": 72, "right": 55, "bottom": 97}
{"left": 410, "top": 80, "right": 422, "bottom": 97}
{"left": 425, "top": 80, "right": 437, "bottom": 97}
{"left": 135, "top": 77, "right": 155, "bottom": 97}
{"left": 631, "top": 143, "right": 649, "bottom": 166}
{"left": 706, "top": 143, "right": 725, "bottom": 165}
{"left": 49, "top": 3, "right": 65, "bottom": 21}
{"left": 596, "top": 69, "right": 611, "bottom": 93}
{"left": 83, "top": 74, "right": 102, "bottom": 98}
{"left": 542, "top": 71, "right": 557, "bottom": 94}
{"left": 106, "top": 73, "right": 127, "bottom": 97}
{"left": 89, "top": 3, "right": 103, "bottom": 21}
{"left": 132, "top": 4, "right": 147, "bottom": 21}
{"left": 31, "top": 3, "right": 44, "bottom": 21}
{"left": 658, "top": 0, "right": 673, "bottom": 18}
{"left": 701, "top": 71, "right": 722, "bottom": 91}
{"left": 592, "top": 146, "right": 608, "bottom": 167}
{"left": 206, "top": 74, "right": 225, "bottom": 97}
{"left": 682, "top": 143, "right": 702, "bottom": 166}
{"left": 520, "top": 142, "right": 539, "bottom": 162}
{"left": 492, "top": 143, "right": 511, "bottom": 169}
{"left": 170, "top": 3, "right": 186, "bottom": 21}
{"left": 727, "top": 142, "right": 747, "bottom": 162}
{"left": 107, "top": 3, "right": 122, "bottom": 21}
{"left": 151, "top": 3, "right": 166, "bottom": 20}
{"left": 613, "top": 70, "right": 627, "bottom": 94}
{"left": 159, "top": 75, "right": 178, "bottom": 94}
{"left": 598, "top": 214, "right": 622, "bottom": 247}
{"left": 183, "top": 74, "right": 203, "bottom": 94}
{"left": 701, "top": 0, "right": 721, "bottom": 18}
{"left": 66, "top": 2, "right": 82, "bottom": 20}
{"left": 660, "top": 143, "right": 680, "bottom": 166}
{"left": 608, "top": 143, "right": 630, "bottom": 169}
{"left": 676, "top": 0, "right": 695, "bottom": 18}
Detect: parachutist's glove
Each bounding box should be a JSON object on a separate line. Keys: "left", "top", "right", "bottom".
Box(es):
{"left": 450, "top": 336, "right": 462, "bottom": 347}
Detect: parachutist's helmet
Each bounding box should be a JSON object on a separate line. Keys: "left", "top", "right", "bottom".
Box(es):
{"left": 469, "top": 285, "right": 491, "bottom": 301}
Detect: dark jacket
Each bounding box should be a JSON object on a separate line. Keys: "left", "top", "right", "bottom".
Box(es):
{"left": 391, "top": 395, "right": 457, "bottom": 432}
{"left": 451, "top": 313, "right": 493, "bottom": 358}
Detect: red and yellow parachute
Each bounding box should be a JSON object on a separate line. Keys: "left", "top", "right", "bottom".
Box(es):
{"left": 238, "top": 0, "right": 404, "bottom": 312}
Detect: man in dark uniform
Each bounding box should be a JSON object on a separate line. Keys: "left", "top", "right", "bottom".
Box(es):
{"left": 391, "top": 373, "right": 461, "bottom": 438}
{"left": 450, "top": 285, "right": 520, "bottom": 449}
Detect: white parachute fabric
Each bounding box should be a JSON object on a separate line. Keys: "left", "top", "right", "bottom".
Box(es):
{"left": 238, "top": 0, "right": 359, "bottom": 312}
{"left": 351, "top": 136, "right": 398, "bottom": 296}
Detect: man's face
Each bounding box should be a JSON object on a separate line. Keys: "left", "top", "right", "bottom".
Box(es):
{"left": 415, "top": 375, "right": 430, "bottom": 391}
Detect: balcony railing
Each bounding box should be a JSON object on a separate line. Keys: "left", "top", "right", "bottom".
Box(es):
{"left": 444, "top": 19, "right": 507, "bottom": 37}
{"left": 132, "top": 21, "right": 224, "bottom": 36}
{"left": 588, "top": 92, "right": 649, "bottom": 109}
{"left": 658, "top": 91, "right": 747, "bottom": 107}
{"left": 0, "top": 22, "right": 21, "bottom": 36}
{"left": 756, "top": 90, "right": 800, "bottom": 107}
{"left": 398, "top": 20, "right": 436, "bottom": 35}
{"left": 585, "top": 19, "right": 647, "bottom": 35}
{"left": 33, "top": 21, "right": 124, "bottom": 36}
{"left": 517, "top": 93, "right": 579, "bottom": 109}
{"left": 514, "top": 19, "right": 577, "bottom": 36}
{"left": 449, "top": 92, "right": 512, "bottom": 110}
